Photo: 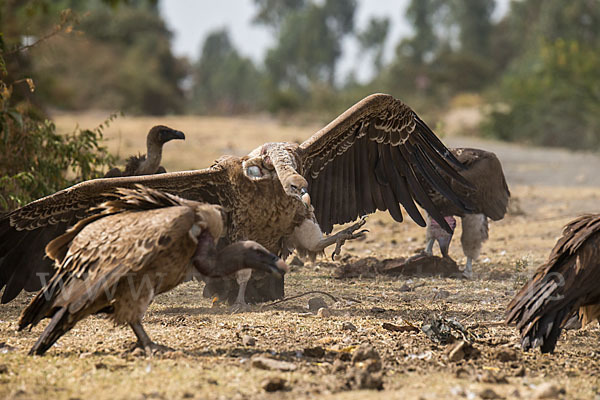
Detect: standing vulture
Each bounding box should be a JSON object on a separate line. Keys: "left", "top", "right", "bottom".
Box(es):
{"left": 18, "top": 185, "right": 288, "bottom": 355}
{"left": 0, "top": 93, "right": 474, "bottom": 305}
{"left": 506, "top": 214, "right": 600, "bottom": 353}
{"left": 104, "top": 125, "right": 185, "bottom": 177}
{"left": 422, "top": 148, "right": 510, "bottom": 278}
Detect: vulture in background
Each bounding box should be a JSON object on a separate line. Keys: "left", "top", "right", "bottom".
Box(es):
{"left": 422, "top": 148, "right": 510, "bottom": 278}
{"left": 18, "top": 186, "right": 288, "bottom": 355}
{"left": 0, "top": 93, "right": 475, "bottom": 306}
{"left": 506, "top": 214, "right": 600, "bottom": 353}
{"left": 104, "top": 125, "right": 185, "bottom": 177}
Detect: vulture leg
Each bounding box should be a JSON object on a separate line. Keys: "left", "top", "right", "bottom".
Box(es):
{"left": 424, "top": 214, "right": 455, "bottom": 259}
{"left": 460, "top": 214, "right": 489, "bottom": 279}
{"left": 129, "top": 321, "right": 173, "bottom": 355}
{"left": 424, "top": 238, "right": 435, "bottom": 256}
{"left": 233, "top": 269, "right": 252, "bottom": 309}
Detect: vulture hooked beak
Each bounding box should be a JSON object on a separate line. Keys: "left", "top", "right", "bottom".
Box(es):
{"left": 160, "top": 128, "right": 185, "bottom": 144}
{"left": 300, "top": 187, "right": 311, "bottom": 206}
{"left": 242, "top": 244, "right": 290, "bottom": 277}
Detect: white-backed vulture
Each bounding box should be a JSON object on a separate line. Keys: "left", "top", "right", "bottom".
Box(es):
{"left": 423, "top": 148, "right": 510, "bottom": 278}
{"left": 0, "top": 93, "right": 474, "bottom": 305}
{"left": 506, "top": 214, "right": 600, "bottom": 353}
{"left": 18, "top": 186, "right": 288, "bottom": 356}
{"left": 104, "top": 125, "right": 185, "bottom": 177}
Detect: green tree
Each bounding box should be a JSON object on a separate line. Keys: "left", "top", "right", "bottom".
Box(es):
{"left": 357, "top": 16, "right": 390, "bottom": 73}
{"left": 190, "top": 29, "right": 263, "bottom": 114}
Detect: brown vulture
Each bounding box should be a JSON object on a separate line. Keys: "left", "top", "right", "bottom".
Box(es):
{"left": 0, "top": 93, "right": 474, "bottom": 305}
{"left": 506, "top": 214, "right": 600, "bottom": 353}
{"left": 422, "top": 148, "right": 510, "bottom": 278}
{"left": 18, "top": 186, "right": 288, "bottom": 355}
{"left": 104, "top": 125, "right": 185, "bottom": 177}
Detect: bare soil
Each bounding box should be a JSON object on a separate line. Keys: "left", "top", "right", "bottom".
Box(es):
{"left": 0, "top": 115, "right": 599, "bottom": 399}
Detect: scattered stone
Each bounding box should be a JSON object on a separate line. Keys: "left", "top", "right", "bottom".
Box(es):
{"left": 351, "top": 344, "right": 381, "bottom": 364}
{"left": 94, "top": 362, "right": 107, "bottom": 370}
{"left": 0, "top": 364, "right": 7, "bottom": 374}
{"left": 290, "top": 256, "right": 304, "bottom": 267}
{"left": 447, "top": 341, "right": 480, "bottom": 362}
{"left": 433, "top": 289, "right": 451, "bottom": 300}
{"left": 345, "top": 368, "right": 384, "bottom": 391}
{"left": 533, "top": 383, "right": 564, "bottom": 399}
{"left": 252, "top": 356, "right": 297, "bottom": 372}
{"left": 478, "top": 371, "right": 508, "bottom": 384}
{"left": 399, "top": 284, "right": 412, "bottom": 292}
{"left": 332, "top": 359, "right": 347, "bottom": 373}
{"left": 513, "top": 366, "right": 526, "bottom": 377}
{"left": 317, "top": 307, "right": 331, "bottom": 318}
{"left": 382, "top": 322, "right": 419, "bottom": 333}
{"left": 336, "top": 351, "right": 352, "bottom": 362}
{"left": 341, "top": 321, "right": 357, "bottom": 332}
{"left": 495, "top": 349, "right": 518, "bottom": 362}
{"left": 242, "top": 335, "right": 256, "bottom": 347}
{"left": 455, "top": 368, "right": 470, "bottom": 379}
{"left": 308, "top": 297, "right": 328, "bottom": 312}
{"left": 370, "top": 307, "right": 386, "bottom": 314}
{"left": 262, "top": 377, "right": 287, "bottom": 392}
{"left": 182, "top": 392, "right": 194, "bottom": 399}
{"left": 479, "top": 388, "right": 502, "bottom": 399}
{"left": 303, "top": 346, "right": 325, "bottom": 358}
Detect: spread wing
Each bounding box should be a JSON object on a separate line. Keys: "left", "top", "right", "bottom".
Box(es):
{"left": 506, "top": 214, "right": 600, "bottom": 352}
{"left": 0, "top": 162, "right": 233, "bottom": 303}
{"left": 298, "top": 93, "right": 473, "bottom": 234}
{"left": 19, "top": 205, "right": 197, "bottom": 330}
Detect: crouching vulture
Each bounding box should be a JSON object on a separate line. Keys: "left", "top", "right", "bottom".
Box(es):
{"left": 18, "top": 186, "right": 288, "bottom": 355}
{"left": 0, "top": 93, "right": 474, "bottom": 306}
{"left": 422, "top": 148, "right": 510, "bottom": 278}
{"left": 104, "top": 125, "right": 185, "bottom": 177}
{"left": 506, "top": 214, "right": 600, "bottom": 353}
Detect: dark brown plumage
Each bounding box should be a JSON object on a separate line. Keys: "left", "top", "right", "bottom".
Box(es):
{"left": 18, "top": 186, "right": 288, "bottom": 356}
{"left": 104, "top": 125, "right": 185, "bottom": 177}
{"left": 0, "top": 93, "right": 473, "bottom": 305}
{"left": 506, "top": 214, "right": 600, "bottom": 353}
{"left": 423, "top": 148, "right": 510, "bottom": 277}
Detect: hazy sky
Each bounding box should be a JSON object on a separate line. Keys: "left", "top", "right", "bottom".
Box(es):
{"left": 159, "top": 0, "right": 509, "bottom": 82}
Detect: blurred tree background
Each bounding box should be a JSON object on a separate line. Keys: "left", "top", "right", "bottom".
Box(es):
{"left": 1, "top": 0, "right": 600, "bottom": 210}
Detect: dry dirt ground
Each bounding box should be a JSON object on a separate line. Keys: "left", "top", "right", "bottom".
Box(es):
{"left": 0, "top": 114, "right": 599, "bottom": 399}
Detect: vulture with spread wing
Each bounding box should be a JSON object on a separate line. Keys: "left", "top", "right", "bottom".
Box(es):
{"left": 423, "top": 148, "right": 510, "bottom": 278}
{"left": 506, "top": 214, "right": 600, "bottom": 353}
{"left": 18, "top": 186, "right": 288, "bottom": 355}
{"left": 104, "top": 125, "right": 185, "bottom": 177}
{"left": 0, "top": 93, "right": 473, "bottom": 305}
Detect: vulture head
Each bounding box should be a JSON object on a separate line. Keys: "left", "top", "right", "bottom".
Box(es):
{"left": 148, "top": 125, "right": 186, "bottom": 146}
{"left": 243, "top": 142, "right": 310, "bottom": 205}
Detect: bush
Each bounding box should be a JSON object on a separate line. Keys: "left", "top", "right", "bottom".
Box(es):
{"left": 483, "top": 39, "right": 600, "bottom": 150}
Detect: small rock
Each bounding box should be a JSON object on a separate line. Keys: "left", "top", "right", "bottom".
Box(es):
{"left": 456, "top": 368, "right": 470, "bottom": 379}
{"left": 317, "top": 307, "right": 331, "bottom": 317}
{"left": 370, "top": 307, "right": 386, "bottom": 313}
{"left": 513, "top": 366, "right": 526, "bottom": 377}
{"left": 303, "top": 346, "right": 325, "bottom": 358}
{"left": 479, "top": 388, "right": 501, "bottom": 399}
{"left": 341, "top": 321, "right": 357, "bottom": 331}
{"left": 332, "top": 359, "right": 347, "bottom": 373}
{"left": 182, "top": 392, "right": 194, "bottom": 399}
{"left": 0, "top": 364, "right": 7, "bottom": 374}
{"left": 308, "top": 297, "right": 328, "bottom": 312}
{"left": 94, "top": 362, "right": 107, "bottom": 370}
{"left": 433, "top": 289, "right": 451, "bottom": 300}
{"left": 495, "top": 349, "right": 518, "bottom": 362}
{"left": 346, "top": 368, "right": 384, "bottom": 390}
{"left": 242, "top": 335, "right": 256, "bottom": 346}
{"left": 262, "top": 377, "right": 287, "bottom": 392}
{"left": 290, "top": 256, "right": 304, "bottom": 266}
{"left": 399, "top": 284, "right": 412, "bottom": 292}
{"left": 351, "top": 344, "right": 381, "bottom": 364}
{"left": 447, "top": 341, "right": 479, "bottom": 362}
{"left": 533, "top": 382, "right": 564, "bottom": 399}
{"left": 478, "top": 371, "right": 508, "bottom": 384}
{"left": 252, "top": 356, "right": 297, "bottom": 371}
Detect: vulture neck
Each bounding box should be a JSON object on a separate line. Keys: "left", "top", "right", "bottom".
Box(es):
{"left": 137, "top": 140, "right": 163, "bottom": 175}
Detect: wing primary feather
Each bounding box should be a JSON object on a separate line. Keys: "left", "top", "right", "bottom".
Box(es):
{"left": 375, "top": 145, "right": 404, "bottom": 222}
{"left": 320, "top": 164, "right": 333, "bottom": 234}
{"left": 392, "top": 146, "right": 447, "bottom": 230}
{"left": 414, "top": 115, "right": 465, "bottom": 170}
{"left": 357, "top": 137, "right": 375, "bottom": 216}
{"left": 367, "top": 141, "right": 387, "bottom": 212}
{"left": 380, "top": 144, "right": 424, "bottom": 226}
{"left": 413, "top": 144, "right": 474, "bottom": 214}
{"left": 346, "top": 143, "right": 358, "bottom": 222}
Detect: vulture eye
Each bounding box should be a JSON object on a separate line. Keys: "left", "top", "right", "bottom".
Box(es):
{"left": 247, "top": 165, "right": 263, "bottom": 178}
